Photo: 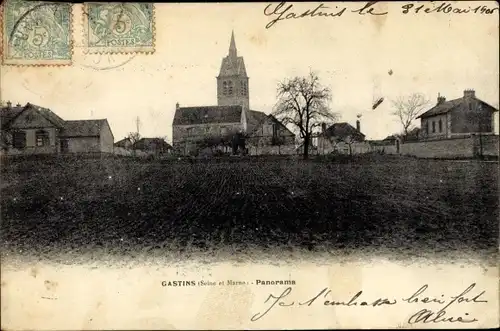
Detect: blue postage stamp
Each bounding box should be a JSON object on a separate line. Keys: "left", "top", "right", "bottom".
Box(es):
{"left": 83, "top": 3, "right": 155, "bottom": 54}
{"left": 2, "top": 0, "right": 72, "bottom": 65}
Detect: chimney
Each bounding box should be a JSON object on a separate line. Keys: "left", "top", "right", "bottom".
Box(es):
{"left": 437, "top": 93, "right": 446, "bottom": 105}
{"left": 175, "top": 102, "right": 180, "bottom": 110}
{"left": 6, "top": 101, "right": 12, "bottom": 108}
{"left": 464, "top": 89, "right": 475, "bottom": 99}
{"left": 356, "top": 119, "right": 361, "bottom": 132}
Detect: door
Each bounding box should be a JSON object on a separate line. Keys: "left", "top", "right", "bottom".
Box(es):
{"left": 60, "top": 139, "right": 69, "bottom": 153}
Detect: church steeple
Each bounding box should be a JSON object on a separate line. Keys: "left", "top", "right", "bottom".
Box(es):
{"left": 229, "top": 30, "right": 237, "bottom": 58}
{"left": 217, "top": 30, "right": 250, "bottom": 125}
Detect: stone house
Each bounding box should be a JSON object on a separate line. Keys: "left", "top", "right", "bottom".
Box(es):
{"left": 417, "top": 89, "right": 498, "bottom": 140}
{"left": 316, "top": 120, "right": 367, "bottom": 154}
{"left": 246, "top": 112, "right": 296, "bottom": 155}
{"left": 172, "top": 31, "right": 292, "bottom": 155}
{"left": 134, "top": 137, "right": 173, "bottom": 155}
{"left": 114, "top": 137, "right": 133, "bottom": 149}
{"left": 0, "top": 102, "right": 114, "bottom": 155}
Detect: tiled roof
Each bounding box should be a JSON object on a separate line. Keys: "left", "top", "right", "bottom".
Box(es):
{"left": 322, "top": 122, "right": 365, "bottom": 140}
{"left": 173, "top": 105, "right": 242, "bottom": 125}
{"left": 417, "top": 96, "right": 499, "bottom": 119}
{"left": 246, "top": 111, "right": 296, "bottom": 138}
{"left": 35, "top": 104, "right": 65, "bottom": 127}
{"left": 134, "top": 138, "right": 172, "bottom": 150}
{"left": 0, "top": 106, "right": 24, "bottom": 129}
{"left": 0, "top": 103, "right": 65, "bottom": 129}
{"left": 416, "top": 98, "right": 463, "bottom": 119}
{"left": 60, "top": 119, "right": 108, "bottom": 137}
{"left": 247, "top": 110, "right": 269, "bottom": 134}
{"left": 114, "top": 137, "right": 132, "bottom": 147}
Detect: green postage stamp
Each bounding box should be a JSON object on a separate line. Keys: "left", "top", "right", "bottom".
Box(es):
{"left": 1, "top": 0, "right": 73, "bottom": 65}
{"left": 83, "top": 2, "right": 155, "bottom": 54}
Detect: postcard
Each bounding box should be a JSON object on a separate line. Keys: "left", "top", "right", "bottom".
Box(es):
{"left": 1, "top": 1, "right": 499, "bottom": 329}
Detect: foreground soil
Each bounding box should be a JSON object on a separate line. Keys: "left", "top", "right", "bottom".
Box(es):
{"left": 1, "top": 155, "right": 498, "bottom": 260}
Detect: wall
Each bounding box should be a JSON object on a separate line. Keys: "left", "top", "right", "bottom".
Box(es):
{"left": 380, "top": 134, "right": 499, "bottom": 158}
{"left": 248, "top": 144, "right": 296, "bottom": 155}
{"left": 479, "top": 134, "right": 499, "bottom": 157}
{"left": 67, "top": 137, "right": 100, "bottom": 153}
{"left": 216, "top": 77, "right": 250, "bottom": 111}
{"left": 450, "top": 100, "right": 495, "bottom": 134}
{"left": 421, "top": 114, "right": 448, "bottom": 139}
{"left": 173, "top": 122, "right": 242, "bottom": 155}
{"left": 173, "top": 122, "right": 241, "bottom": 143}
{"left": 99, "top": 121, "right": 114, "bottom": 153}
{"left": 399, "top": 137, "right": 475, "bottom": 158}
{"left": 114, "top": 146, "right": 133, "bottom": 156}
{"left": 316, "top": 138, "right": 372, "bottom": 155}
{"left": 247, "top": 118, "right": 295, "bottom": 147}
{"left": 6, "top": 127, "right": 58, "bottom": 155}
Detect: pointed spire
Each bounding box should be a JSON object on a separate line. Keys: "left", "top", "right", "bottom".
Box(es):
{"left": 229, "top": 30, "right": 237, "bottom": 58}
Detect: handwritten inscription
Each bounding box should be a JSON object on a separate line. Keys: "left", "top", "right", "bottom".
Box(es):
{"left": 263, "top": 2, "right": 387, "bottom": 29}
{"left": 263, "top": 1, "right": 499, "bottom": 29}
{"left": 251, "top": 283, "right": 488, "bottom": 324}
{"left": 401, "top": 2, "right": 499, "bottom": 15}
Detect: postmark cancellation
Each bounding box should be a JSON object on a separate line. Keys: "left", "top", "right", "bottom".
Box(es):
{"left": 82, "top": 2, "right": 155, "bottom": 54}
{"left": 1, "top": 0, "right": 73, "bottom": 66}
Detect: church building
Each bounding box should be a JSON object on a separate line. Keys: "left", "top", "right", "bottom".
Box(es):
{"left": 172, "top": 31, "right": 295, "bottom": 155}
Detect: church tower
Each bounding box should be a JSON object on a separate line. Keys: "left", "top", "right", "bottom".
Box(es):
{"left": 217, "top": 31, "right": 250, "bottom": 113}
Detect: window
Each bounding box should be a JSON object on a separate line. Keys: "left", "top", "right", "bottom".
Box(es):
{"left": 432, "top": 121, "right": 436, "bottom": 133}
{"left": 469, "top": 102, "right": 472, "bottom": 111}
{"left": 223, "top": 81, "right": 228, "bottom": 96}
{"left": 227, "top": 81, "right": 234, "bottom": 95}
{"left": 13, "top": 131, "right": 26, "bottom": 149}
{"left": 240, "top": 81, "right": 247, "bottom": 96}
{"left": 272, "top": 123, "right": 278, "bottom": 138}
{"left": 438, "top": 119, "right": 442, "bottom": 133}
{"left": 36, "top": 130, "right": 49, "bottom": 147}
{"left": 426, "top": 121, "right": 430, "bottom": 135}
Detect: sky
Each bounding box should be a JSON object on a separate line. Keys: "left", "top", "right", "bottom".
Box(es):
{"left": 1, "top": 1, "right": 499, "bottom": 141}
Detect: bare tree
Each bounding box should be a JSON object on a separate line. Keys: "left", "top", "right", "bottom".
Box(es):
{"left": 127, "top": 132, "right": 141, "bottom": 156}
{"left": 127, "top": 132, "right": 141, "bottom": 146}
{"left": 343, "top": 135, "right": 356, "bottom": 156}
{"left": 391, "top": 93, "right": 430, "bottom": 140}
{"left": 273, "top": 71, "right": 338, "bottom": 159}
